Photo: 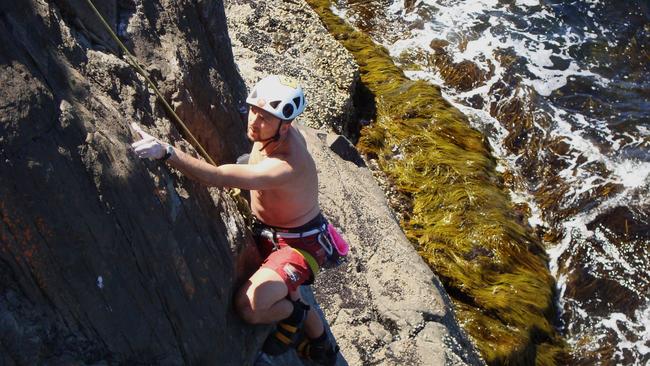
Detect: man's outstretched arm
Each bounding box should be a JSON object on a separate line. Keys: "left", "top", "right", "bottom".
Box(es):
{"left": 166, "top": 148, "right": 292, "bottom": 190}
{"left": 130, "top": 123, "right": 293, "bottom": 190}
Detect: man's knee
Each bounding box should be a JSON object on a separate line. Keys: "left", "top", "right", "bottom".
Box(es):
{"left": 234, "top": 267, "right": 291, "bottom": 324}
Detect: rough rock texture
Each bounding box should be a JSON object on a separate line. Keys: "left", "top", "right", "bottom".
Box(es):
{"left": 225, "top": 0, "right": 358, "bottom": 134}
{"left": 305, "top": 128, "right": 484, "bottom": 366}
{"left": 1, "top": 0, "right": 262, "bottom": 364}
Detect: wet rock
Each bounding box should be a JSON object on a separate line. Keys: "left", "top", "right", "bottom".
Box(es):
{"left": 464, "top": 94, "right": 485, "bottom": 109}
{"left": 565, "top": 265, "right": 642, "bottom": 318}
{"left": 587, "top": 206, "right": 650, "bottom": 240}
{"left": 429, "top": 39, "right": 450, "bottom": 51}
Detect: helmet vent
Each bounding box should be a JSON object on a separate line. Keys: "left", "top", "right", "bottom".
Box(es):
{"left": 246, "top": 75, "right": 305, "bottom": 120}
{"left": 282, "top": 104, "right": 294, "bottom": 119}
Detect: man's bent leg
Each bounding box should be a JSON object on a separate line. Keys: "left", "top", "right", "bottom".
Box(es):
{"left": 290, "top": 291, "right": 340, "bottom": 365}
{"left": 289, "top": 289, "right": 324, "bottom": 339}
{"left": 237, "top": 247, "right": 315, "bottom": 355}
{"left": 236, "top": 267, "right": 292, "bottom": 324}
{"left": 236, "top": 245, "right": 312, "bottom": 324}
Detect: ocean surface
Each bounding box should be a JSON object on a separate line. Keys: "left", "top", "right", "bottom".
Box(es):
{"left": 331, "top": 0, "right": 650, "bottom": 364}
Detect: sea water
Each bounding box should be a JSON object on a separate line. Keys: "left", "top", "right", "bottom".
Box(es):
{"left": 331, "top": 0, "right": 649, "bottom": 364}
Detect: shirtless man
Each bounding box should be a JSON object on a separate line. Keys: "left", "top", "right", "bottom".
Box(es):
{"left": 131, "top": 75, "right": 340, "bottom": 365}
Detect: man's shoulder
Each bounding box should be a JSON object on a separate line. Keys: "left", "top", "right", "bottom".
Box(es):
{"left": 285, "top": 137, "right": 314, "bottom": 169}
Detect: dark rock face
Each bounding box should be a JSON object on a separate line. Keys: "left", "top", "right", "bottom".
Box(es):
{"left": 0, "top": 0, "right": 264, "bottom": 364}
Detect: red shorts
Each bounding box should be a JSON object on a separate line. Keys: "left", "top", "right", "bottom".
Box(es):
{"left": 256, "top": 226, "right": 328, "bottom": 292}
{"left": 260, "top": 245, "right": 312, "bottom": 292}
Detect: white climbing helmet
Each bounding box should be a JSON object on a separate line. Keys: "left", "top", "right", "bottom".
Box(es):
{"left": 246, "top": 75, "right": 306, "bottom": 121}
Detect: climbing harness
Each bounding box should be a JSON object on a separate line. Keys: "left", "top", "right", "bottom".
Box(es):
{"left": 256, "top": 220, "right": 349, "bottom": 273}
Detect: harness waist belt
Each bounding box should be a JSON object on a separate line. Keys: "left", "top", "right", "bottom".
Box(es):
{"left": 260, "top": 225, "right": 325, "bottom": 239}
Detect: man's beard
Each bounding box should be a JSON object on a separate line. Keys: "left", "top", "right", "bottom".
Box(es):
{"left": 248, "top": 126, "right": 279, "bottom": 143}
{"left": 248, "top": 131, "right": 266, "bottom": 143}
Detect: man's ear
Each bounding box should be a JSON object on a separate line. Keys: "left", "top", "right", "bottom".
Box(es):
{"left": 280, "top": 120, "right": 293, "bottom": 133}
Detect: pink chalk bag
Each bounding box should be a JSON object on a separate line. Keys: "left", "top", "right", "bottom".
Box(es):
{"left": 317, "top": 223, "right": 350, "bottom": 268}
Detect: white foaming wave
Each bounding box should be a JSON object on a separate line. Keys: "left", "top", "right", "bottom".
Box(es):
{"left": 389, "top": 22, "right": 440, "bottom": 59}
{"left": 388, "top": 2, "right": 496, "bottom": 56}
{"left": 516, "top": 0, "right": 539, "bottom": 6}
{"left": 555, "top": 272, "right": 568, "bottom": 304}
{"left": 461, "top": 23, "right": 603, "bottom": 96}
{"left": 613, "top": 159, "right": 650, "bottom": 188}
{"left": 387, "top": 0, "right": 606, "bottom": 101}
{"left": 527, "top": 62, "right": 591, "bottom": 97}
{"left": 545, "top": 106, "right": 650, "bottom": 214}
{"left": 547, "top": 198, "right": 648, "bottom": 360}
{"left": 392, "top": 3, "right": 564, "bottom": 100}
{"left": 547, "top": 182, "right": 648, "bottom": 290}
{"left": 551, "top": 106, "right": 650, "bottom": 194}
{"left": 463, "top": 108, "right": 515, "bottom": 169}
{"left": 392, "top": 0, "right": 613, "bottom": 99}
{"left": 386, "top": 0, "right": 649, "bottom": 263}
{"left": 548, "top": 109, "right": 608, "bottom": 194}
{"left": 591, "top": 308, "right": 650, "bottom": 363}
{"left": 546, "top": 167, "right": 649, "bottom": 348}
{"left": 548, "top": 214, "right": 587, "bottom": 276}
{"left": 404, "top": 69, "right": 446, "bottom": 86}
{"left": 593, "top": 228, "right": 637, "bottom": 274}
{"left": 509, "top": 189, "right": 545, "bottom": 227}
{"left": 330, "top": 3, "right": 347, "bottom": 19}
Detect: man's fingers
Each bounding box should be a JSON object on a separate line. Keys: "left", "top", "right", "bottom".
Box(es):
{"left": 133, "top": 144, "right": 154, "bottom": 159}
{"left": 131, "top": 122, "right": 152, "bottom": 140}
{"left": 133, "top": 140, "right": 158, "bottom": 153}
{"left": 131, "top": 136, "right": 155, "bottom": 149}
{"left": 129, "top": 124, "right": 165, "bottom": 160}
{"left": 132, "top": 139, "right": 165, "bottom": 160}
{"left": 131, "top": 122, "right": 144, "bottom": 135}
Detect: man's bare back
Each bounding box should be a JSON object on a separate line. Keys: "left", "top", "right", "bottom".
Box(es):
{"left": 249, "top": 126, "right": 320, "bottom": 228}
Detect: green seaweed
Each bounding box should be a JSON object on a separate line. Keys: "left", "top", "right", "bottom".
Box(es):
{"left": 306, "top": 1, "right": 570, "bottom": 364}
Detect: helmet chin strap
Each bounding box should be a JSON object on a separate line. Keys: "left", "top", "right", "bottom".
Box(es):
{"left": 258, "top": 121, "right": 284, "bottom": 151}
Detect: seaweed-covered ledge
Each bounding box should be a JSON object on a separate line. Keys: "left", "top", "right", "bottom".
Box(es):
{"left": 304, "top": 1, "right": 570, "bottom": 364}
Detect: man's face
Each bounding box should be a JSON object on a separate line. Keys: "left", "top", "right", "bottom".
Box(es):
{"left": 247, "top": 101, "right": 282, "bottom": 142}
